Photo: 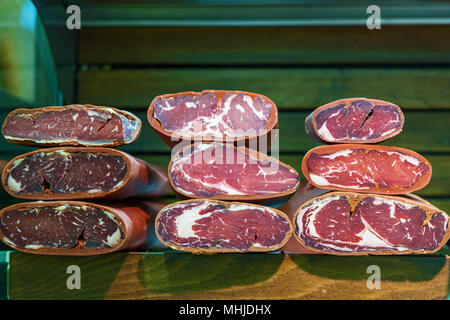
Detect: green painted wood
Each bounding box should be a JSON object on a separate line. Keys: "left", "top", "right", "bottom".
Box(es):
{"left": 8, "top": 252, "right": 128, "bottom": 300}
{"left": 79, "top": 25, "right": 450, "bottom": 65}
{"left": 7, "top": 252, "right": 450, "bottom": 300}
{"left": 76, "top": 67, "right": 450, "bottom": 109}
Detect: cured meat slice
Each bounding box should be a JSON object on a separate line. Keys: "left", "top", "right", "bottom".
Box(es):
{"left": 305, "top": 98, "right": 403, "bottom": 143}
{"left": 169, "top": 143, "right": 300, "bottom": 201}
{"left": 293, "top": 192, "right": 449, "bottom": 255}
{"left": 148, "top": 90, "right": 278, "bottom": 148}
{"left": 302, "top": 144, "right": 431, "bottom": 194}
{"left": 2, "top": 105, "right": 141, "bottom": 147}
{"left": 0, "top": 200, "right": 161, "bottom": 255}
{"left": 2, "top": 147, "right": 171, "bottom": 200}
{"left": 156, "top": 200, "right": 292, "bottom": 253}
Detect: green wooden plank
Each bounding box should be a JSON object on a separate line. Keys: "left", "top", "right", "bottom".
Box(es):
{"left": 0, "top": 110, "right": 449, "bottom": 153}
{"left": 8, "top": 253, "right": 449, "bottom": 300}
{"left": 76, "top": 67, "right": 450, "bottom": 109}
{"left": 8, "top": 252, "right": 128, "bottom": 300}
{"left": 79, "top": 25, "right": 450, "bottom": 65}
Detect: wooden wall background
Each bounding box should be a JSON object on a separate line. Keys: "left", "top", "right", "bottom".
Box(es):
{"left": 1, "top": 24, "right": 450, "bottom": 300}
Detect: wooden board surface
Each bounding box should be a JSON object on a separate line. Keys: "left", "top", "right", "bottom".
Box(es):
{"left": 76, "top": 67, "right": 450, "bottom": 109}
{"left": 8, "top": 252, "right": 450, "bottom": 300}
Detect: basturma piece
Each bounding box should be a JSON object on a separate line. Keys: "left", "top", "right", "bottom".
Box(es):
{"left": 302, "top": 144, "right": 431, "bottom": 194}
{"left": 148, "top": 90, "right": 278, "bottom": 148}
{"left": 2, "top": 147, "right": 170, "bottom": 200}
{"left": 156, "top": 200, "right": 292, "bottom": 253}
{"left": 305, "top": 98, "right": 404, "bottom": 144}
{"left": 293, "top": 192, "right": 449, "bottom": 255}
{"left": 2, "top": 105, "right": 141, "bottom": 147}
{"left": 0, "top": 201, "right": 161, "bottom": 255}
{"left": 169, "top": 143, "right": 300, "bottom": 202}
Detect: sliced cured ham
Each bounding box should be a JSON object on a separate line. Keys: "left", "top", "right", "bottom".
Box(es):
{"left": 169, "top": 143, "right": 300, "bottom": 202}
{"left": 0, "top": 200, "right": 163, "bottom": 255}
{"left": 305, "top": 98, "right": 403, "bottom": 144}
{"left": 302, "top": 144, "right": 431, "bottom": 194}
{"left": 148, "top": 90, "right": 278, "bottom": 148}
{"left": 2, "top": 105, "right": 141, "bottom": 147}
{"left": 156, "top": 200, "right": 292, "bottom": 253}
{"left": 293, "top": 192, "right": 449, "bottom": 255}
{"left": 2, "top": 147, "right": 171, "bottom": 200}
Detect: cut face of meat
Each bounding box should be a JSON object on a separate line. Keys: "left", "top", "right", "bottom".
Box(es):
{"left": 4, "top": 150, "right": 127, "bottom": 196}
{"left": 302, "top": 145, "right": 431, "bottom": 194}
{"left": 156, "top": 200, "right": 292, "bottom": 253}
{"left": 306, "top": 98, "right": 403, "bottom": 143}
{"left": 294, "top": 192, "right": 449, "bottom": 255}
{"left": 148, "top": 90, "right": 278, "bottom": 147}
{"left": 169, "top": 143, "right": 299, "bottom": 200}
{"left": 0, "top": 204, "right": 124, "bottom": 250}
{"left": 2, "top": 105, "right": 141, "bottom": 147}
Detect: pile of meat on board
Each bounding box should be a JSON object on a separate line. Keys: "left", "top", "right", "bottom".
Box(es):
{"left": 0, "top": 93, "right": 447, "bottom": 256}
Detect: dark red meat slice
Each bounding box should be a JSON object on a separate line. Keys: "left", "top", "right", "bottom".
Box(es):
{"left": 303, "top": 145, "right": 431, "bottom": 194}
{"left": 295, "top": 193, "right": 449, "bottom": 254}
{"left": 0, "top": 204, "right": 123, "bottom": 250}
{"left": 156, "top": 200, "right": 292, "bottom": 252}
{"left": 2, "top": 105, "right": 141, "bottom": 146}
{"left": 307, "top": 98, "right": 403, "bottom": 143}
{"left": 4, "top": 150, "right": 127, "bottom": 195}
{"left": 153, "top": 91, "right": 273, "bottom": 138}
{"left": 170, "top": 143, "right": 299, "bottom": 199}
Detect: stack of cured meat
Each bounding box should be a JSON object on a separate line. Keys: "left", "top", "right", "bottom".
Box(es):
{"left": 0, "top": 105, "right": 170, "bottom": 255}
{"left": 287, "top": 98, "right": 449, "bottom": 255}
{"left": 147, "top": 90, "right": 300, "bottom": 253}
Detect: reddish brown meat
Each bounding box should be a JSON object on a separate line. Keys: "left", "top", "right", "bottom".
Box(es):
{"left": 148, "top": 90, "right": 278, "bottom": 148}
{"left": 0, "top": 201, "right": 155, "bottom": 255}
{"left": 2, "top": 147, "right": 171, "bottom": 200}
{"left": 169, "top": 143, "right": 299, "bottom": 201}
{"left": 2, "top": 105, "right": 141, "bottom": 147}
{"left": 293, "top": 192, "right": 449, "bottom": 255}
{"left": 156, "top": 200, "right": 292, "bottom": 253}
{"left": 305, "top": 98, "right": 403, "bottom": 143}
{"left": 302, "top": 145, "right": 431, "bottom": 194}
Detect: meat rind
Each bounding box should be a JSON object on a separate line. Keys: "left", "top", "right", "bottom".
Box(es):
{"left": 2, "top": 104, "right": 142, "bottom": 147}
{"left": 147, "top": 90, "right": 278, "bottom": 148}
{"left": 302, "top": 144, "right": 431, "bottom": 194}
{"left": 293, "top": 192, "right": 449, "bottom": 255}
{"left": 0, "top": 201, "right": 153, "bottom": 255}
{"left": 2, "top": 147, "right": 171, "bottom": 200}
{"left": 305, "top": 98, "right": 404, "bottom": 144}
{"left": 155, "top": 199, "right": 292, "bottom": 253}
{"left": 169, "top": 142, "right": 300, "bottom": 202}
